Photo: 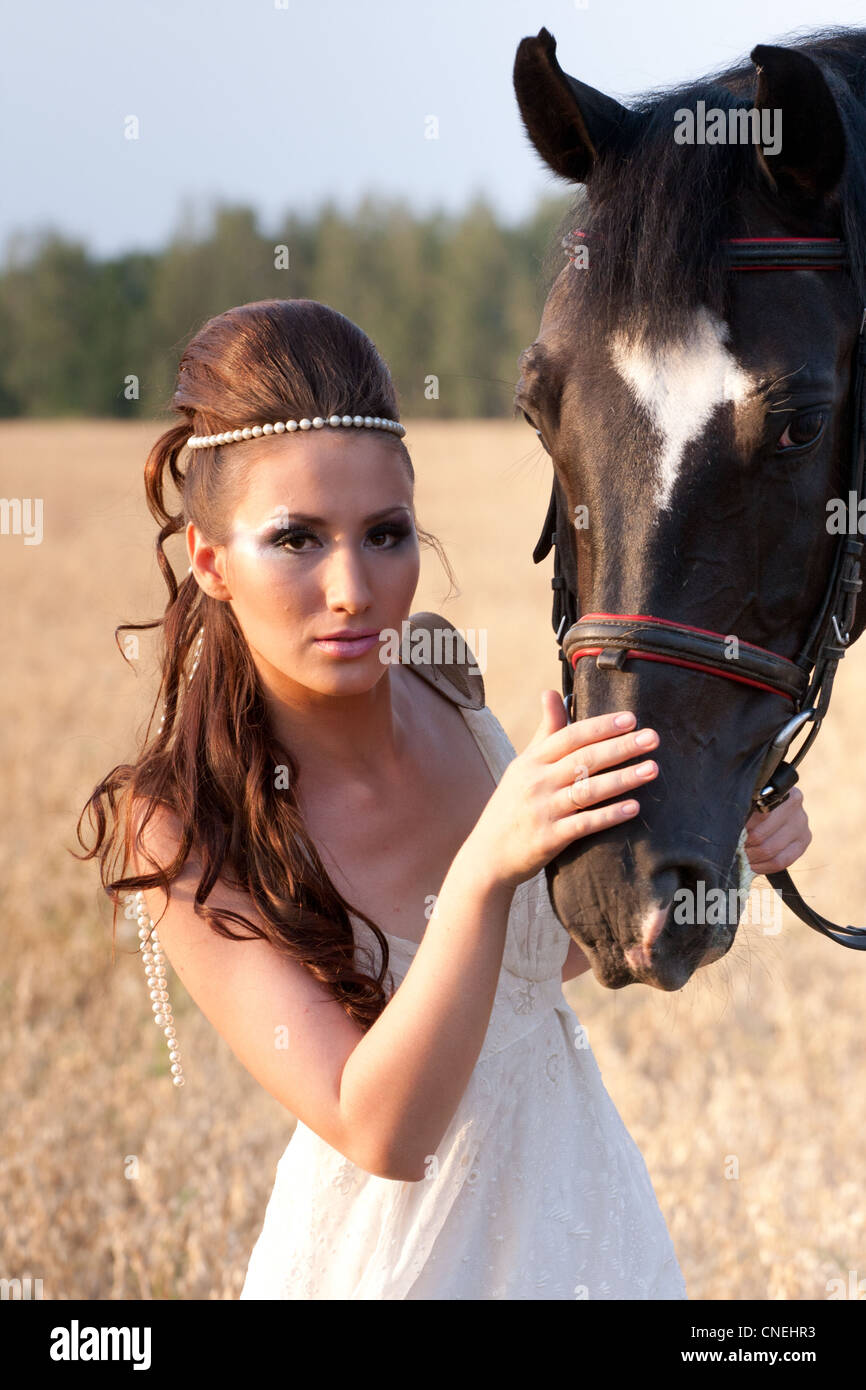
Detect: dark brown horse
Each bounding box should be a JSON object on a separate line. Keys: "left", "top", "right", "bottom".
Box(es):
{"left": 512, "top": 26, "right": 866, "bottom": 990}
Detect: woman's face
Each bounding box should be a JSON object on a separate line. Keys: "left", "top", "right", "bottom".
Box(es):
{"left": 188, "top": 431, "right": 420, "bottom": 698}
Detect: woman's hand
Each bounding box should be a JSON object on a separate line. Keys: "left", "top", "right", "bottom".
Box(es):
{"left": 467, "top": 693, "right": 659, "bottom": 891}
{"left": 743, "top": 787, "right": 812, "bottom": 875}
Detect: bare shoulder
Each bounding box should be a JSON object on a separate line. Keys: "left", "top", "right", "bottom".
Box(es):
{"left": 391, "top": 657, "right": 485, "bottom": 771}
{"left": 128, "top": 797, "right": 381, "bottom": 1171}
{"left": 129, "top": 795, "right": 256, "bottom": 946}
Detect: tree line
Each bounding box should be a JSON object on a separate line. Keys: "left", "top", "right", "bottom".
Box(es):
{"left": 0, "top": 193, "right": 572, "bottom": 420}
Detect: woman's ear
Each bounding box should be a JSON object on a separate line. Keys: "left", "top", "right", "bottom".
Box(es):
{"left": 187, "top": 521, "right": 232, "bottom": 601}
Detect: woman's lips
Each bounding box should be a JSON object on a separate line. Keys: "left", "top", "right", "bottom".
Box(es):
{"left": 314, "top": 632, "right": 381, "bottom": 658}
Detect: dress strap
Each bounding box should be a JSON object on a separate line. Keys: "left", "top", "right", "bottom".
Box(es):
{"left": 401, "top": 611, "right": 485, "bottom": 709}
{"left": 459, "top": 703, "right": 518, "bottom": 785}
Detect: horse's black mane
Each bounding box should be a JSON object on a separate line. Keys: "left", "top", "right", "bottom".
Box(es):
{"left": 545, "top": 27, "right": 866, "bottom": 345}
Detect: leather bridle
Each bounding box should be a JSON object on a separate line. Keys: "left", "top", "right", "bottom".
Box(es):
{"left": 532, "top": 235, "right": 866, "bottom": 948}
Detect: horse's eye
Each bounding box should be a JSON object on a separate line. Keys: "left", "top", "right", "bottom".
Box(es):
{"left": 775, "top": 410, "right": 827, "bottom": 453}
{"left": 522, "top": 409, "right": 551, "bottom": 454}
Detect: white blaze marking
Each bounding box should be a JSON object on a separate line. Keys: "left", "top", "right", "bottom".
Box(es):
{"left": 610, "top": 307, "right": 753, "bottom": 511}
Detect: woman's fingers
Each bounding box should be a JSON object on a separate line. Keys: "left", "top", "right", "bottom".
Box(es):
{"left": 544, "top": 723, "right": 660, "bottom": 783}
{"left": 558, "top": 758, "right": 659, "bottom": 817}
{"left": 538, "top": 709, "right": 640, "bottom": 763}
{"left": 744, "top": 788, "right": 811, "bottom": 873}
{"left": 552, "top": 793, "right": 643, "bottom": 846}
{"left": 560, "top": 728, "right": 659, "bottom": 784}
{"left": 744, "top": 787, "right": 805, "bottom": 847}
{"left": 526, "top": 689, "right": 570, "bottom": 748}
{"left": 745, "top": 834, "right": 811, "bottom": 874}
{"left": 528, "top": 709, "right": 660, "bottom": 849}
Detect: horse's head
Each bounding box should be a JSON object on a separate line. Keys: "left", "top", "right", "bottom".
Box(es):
{"left": 513, "top": 27, "right": 866, "bottom": 990}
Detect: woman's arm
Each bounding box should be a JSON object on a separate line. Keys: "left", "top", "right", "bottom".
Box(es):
{"left": 135, "top": 804, "right": 514, "bottom": 1185}
{"left": 338, "top": 841, "right": 515, "bottom": 1180}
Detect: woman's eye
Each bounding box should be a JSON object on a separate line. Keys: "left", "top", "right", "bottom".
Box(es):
{"left": 280, "top": 532, "right": 310, "bottom": 551}
{"left": 775, "top": 410, "right": 827, "bottom": 453}
{"left": 367, "top": 524, "right": 411, "bottom": 547}
{"left": 273, "top": 524, "right": 410, "bottom": 552}
{"left": 274, "top": 528, "right": 316, "bottom": 551}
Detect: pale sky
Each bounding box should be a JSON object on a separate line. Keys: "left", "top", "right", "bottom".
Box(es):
{"left": 3, "top": 0, "right": 865, "bottom": 259}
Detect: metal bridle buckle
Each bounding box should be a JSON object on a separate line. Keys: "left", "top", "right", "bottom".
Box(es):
{"left": 753, "top": 708, "right": 816, "bottom": 813}
{"left": 753, "top": 767, "right": 798, "bottom": 815}
{"left": 831, "top": 614, "right": 851, "bottom": 648}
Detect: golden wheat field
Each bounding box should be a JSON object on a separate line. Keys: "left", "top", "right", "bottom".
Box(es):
{"left": 2, "top": 416, "right": 865, "bottom": 1301}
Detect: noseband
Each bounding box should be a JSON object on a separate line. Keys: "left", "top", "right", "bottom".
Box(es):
{"left": 532, "top": 235, "right": 866, "bottom": 948}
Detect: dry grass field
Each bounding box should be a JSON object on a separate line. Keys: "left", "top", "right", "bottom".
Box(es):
{"left": 2, "top": 417, "right": 865, "bottom": 1301}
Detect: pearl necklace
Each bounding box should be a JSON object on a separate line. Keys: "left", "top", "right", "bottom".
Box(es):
{"left": 186, "top": 414, "right": 406, "bottom": 450}
{"left": 125, "top": 624, "right": 204, "bottom": 1088}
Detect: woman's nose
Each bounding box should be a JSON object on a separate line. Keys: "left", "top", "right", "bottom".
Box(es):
{"left": 323, "top": 547, "right": 374, "bottom": 607}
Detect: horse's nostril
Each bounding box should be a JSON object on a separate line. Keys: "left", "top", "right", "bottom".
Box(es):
{"left": 648, "top": 866, "right": 685, "bottom": 918}
{"left": 649, "top": 864, "right": 709, "bottom": 917}
{"left": 626, "top": 865, "right": 725, "bottom": 982}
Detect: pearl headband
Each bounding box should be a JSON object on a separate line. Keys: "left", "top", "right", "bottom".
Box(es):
{"left": 187, "top": 414, "right": 406, "bottom": 449}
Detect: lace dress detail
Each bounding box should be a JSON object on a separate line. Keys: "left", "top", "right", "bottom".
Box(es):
{"left": 239, "top": 701, "right": 687, "bottom": 1300}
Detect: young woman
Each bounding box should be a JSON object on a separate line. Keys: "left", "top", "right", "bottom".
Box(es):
{"left": 77, "top": 298, "right": 810, "bottom": 1300}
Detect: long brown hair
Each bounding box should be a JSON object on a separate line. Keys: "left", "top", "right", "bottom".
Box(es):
{"left": 74, "top": 298, "right": 457, "bottom": 1030}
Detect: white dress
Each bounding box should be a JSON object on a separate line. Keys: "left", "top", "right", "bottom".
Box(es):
{"left": 239, "top": 699, "right": 688, "bottom": 1300}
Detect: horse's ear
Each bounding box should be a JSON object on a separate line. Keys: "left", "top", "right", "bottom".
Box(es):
{"left": 513, "top": 27, "right": 638, "bottom": 183}
{"left": 750, "top": 44, "right": 846, "bottom": 204}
